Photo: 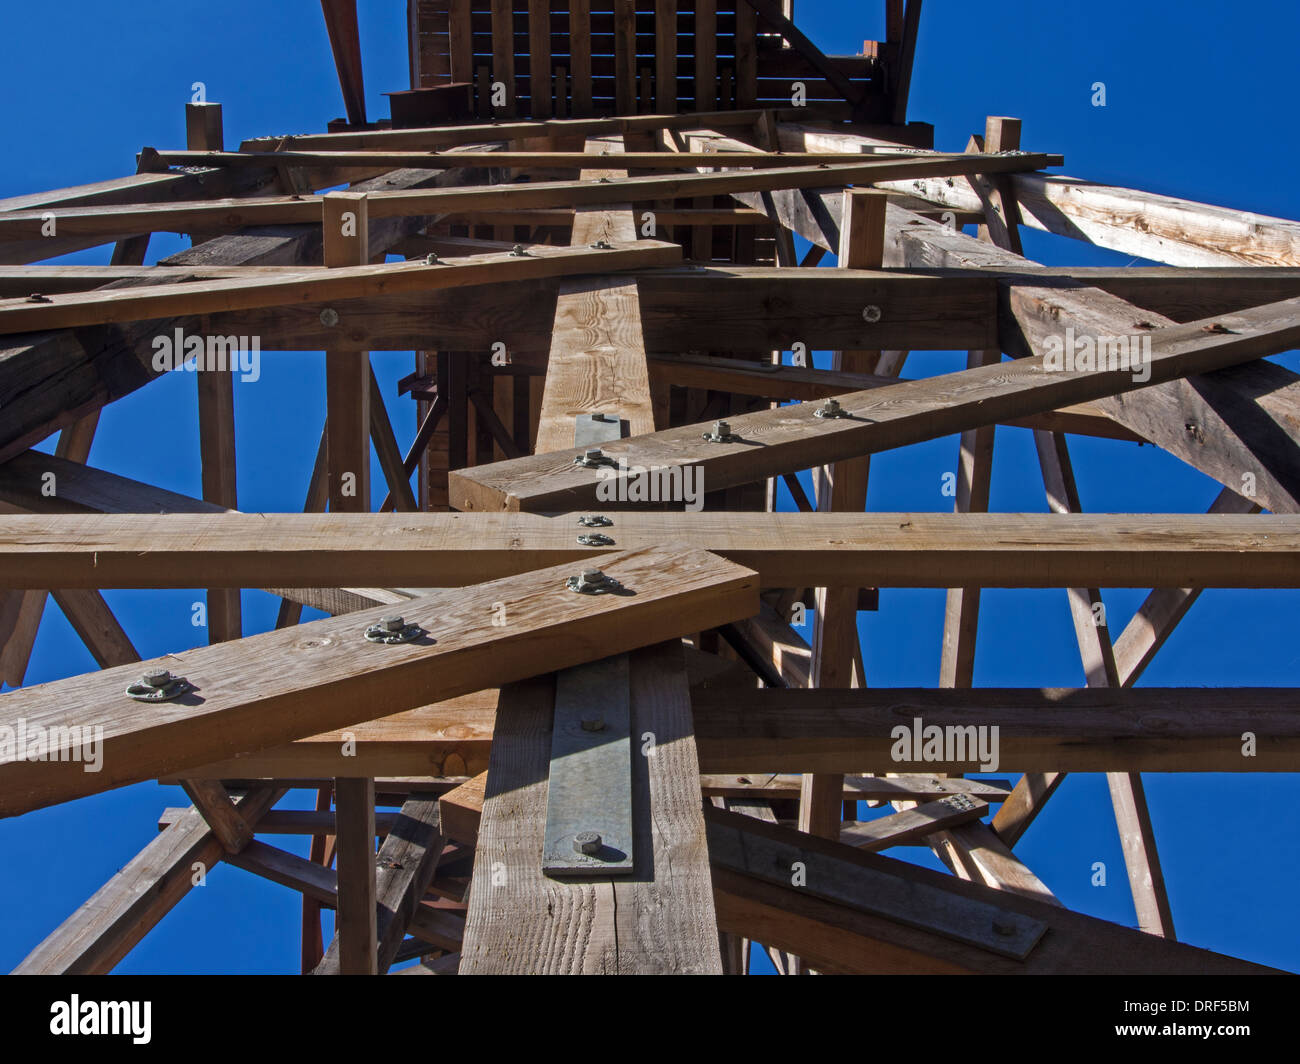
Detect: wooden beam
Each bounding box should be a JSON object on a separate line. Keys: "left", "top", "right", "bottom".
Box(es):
{"left": 323, "top": 191, "right": 371, "bottom": 515}
{"left": 4, "top": 511, "right": 1296, "bottom": 590}
{"left": 708, "top": 806, "right": 1276, "bottom": 974}
{"left": 690, "top": 687, "right": 1300, "bottom": 773}
{"left": 801, "top": 190, "right": 886, "bottom": 845}
{"left": 320, "top": 0, "right": 367, "bottom": 125}
{"left": 0, "top": 159, "right": 499, "bottom": 463}
{"left": 0, "top": 153, "right": 1061, "bottom": 246}
{"left": 449, "top": 295, "right": 1300, "bottom": 512}
{"left": 329, "top": 777, "right": 378, "bottom": 974}
{"left": 14, "top": 787, "right": 281, "bottom": 974}
{"left": 0, "top": 239, "right": 680, "bottom": 334}
{"left": 461, "top": 642, "right": 723, "bottom": 972}
{"left": 0, "top": 545, "right": 758, "bottom": 815}
{"left": 316, "top": 797, "right": 443, "bottom": 973}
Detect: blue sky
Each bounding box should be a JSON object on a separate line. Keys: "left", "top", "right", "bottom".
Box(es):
{"left": 1, "top": 1, "right": 1297, "bottom": 974}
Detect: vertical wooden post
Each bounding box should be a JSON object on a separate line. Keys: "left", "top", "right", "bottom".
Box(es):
{"left": 322, "top": 191, "right": 370, "bottom": 514}
{"left": 798, "top": 189, "right": 888, "bottom": 845}
{"left": 187, "top": 101, "right": 241, "bottom": 644}
{"left": 333, "top": 777, "right": 378, "bottom": 974}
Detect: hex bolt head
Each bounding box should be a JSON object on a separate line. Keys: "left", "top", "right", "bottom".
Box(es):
{"left": 380, "top": 615, "right": 405, "bottom": 633}
{"left": 822, "top": 398, "right": 841, "bottom": 415}
{"left": 714, "top": 420, "right": 730, "bottom": 437}
{"left": 581, "top": 569, "right": 605, "bottom": 584}
{"left": 574, "top": 831, "right": 602, "bottom": 855}
{"left": 511, "top": 243, "right": 526, "bottom": 255}
{"left": 142, "top": 669, "right": 172, "bottom": 688}
{"left": 319, "top": 307, "right": 339, "bottom": 327}
{"left": 585, "top": 447, "right": 603, "bottom": 462}
{"left": 580, "top": 717, "right": 606, "bottom": 732}
{"left": 992, "top": 918, "right": 1017, "bottom": 937}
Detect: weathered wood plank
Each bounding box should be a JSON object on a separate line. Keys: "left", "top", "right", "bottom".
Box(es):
{"left": 0, "top": 546, "right": 758, "bottom": 815}
{"left": 3, "top": 511, "right": 1295, "bottom": 590}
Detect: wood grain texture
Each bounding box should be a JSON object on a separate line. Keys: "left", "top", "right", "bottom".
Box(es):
{"left": 3, "top": 511, "right": 1295, "bottom": 590}
{"left": 461, "top": 642, "right": 722, "bottom": 973}
{"left": 0, "top": 545, "right": 758, "bottom": 815}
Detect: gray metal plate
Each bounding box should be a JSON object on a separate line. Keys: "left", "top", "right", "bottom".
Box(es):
{"left": 574, "top": 411, "right": 627, "bottom": 447}
{"left": 542, "top": 654, "right": 634, "bottom": 877}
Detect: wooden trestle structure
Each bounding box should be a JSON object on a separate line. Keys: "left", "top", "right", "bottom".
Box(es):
{"left": 2, "top": 0, "right": 1297, "bottom": 975}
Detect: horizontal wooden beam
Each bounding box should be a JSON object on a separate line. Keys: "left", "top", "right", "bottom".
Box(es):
{"left": 177, "top": 682, "right": 1297, "bottom": 778}
{"left": 0, "top": 546, "right": 757, "bottom": 816}
{"left": 691, "top": 687, "right": 1300, "bottom": 772}
{"left": 0, "top": 154, "right": 1060, "bottom": 246}
{"left": 0, "top": 512, "right": 1293, "bottom": 590}
{"left": 0, "top": 240, "right": 680, "bottom": 333}
{"left": 236, "top": 109, "right": 921, "bottom": 152}
{"left": 155, "top": 149, "right": 921, "bottom": 169}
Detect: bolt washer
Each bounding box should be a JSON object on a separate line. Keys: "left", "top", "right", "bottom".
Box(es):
{"left": 363, "top": 616, "right": 426, "bottom": 644}
{"left": 577, "top": 514, "right": 613, "bottom": 527}
{"left": 566, "top": 569, "right": 625, "bottom": 595}
{"left": 702, "top": 419, "right": 741, "bottom": 443}
{"left": 577, "top": 532, "right": 615, "bottom": 546}
{"left": 125, "top": 670, "right": 193, "bottom": 703}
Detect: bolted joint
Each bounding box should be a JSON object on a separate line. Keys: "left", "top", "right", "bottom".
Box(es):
{"left": 590, "top": 239, "right": 613, "bottom": 249}
{"left": 701, "top": 419, "right": 740, "bottom": 443}
{"left": 577, "top": 514, "right": 613, "bottom": 527}
{"left": 424, "top": 252, "right": 442, "bottom": 265}
{"left": 363, "top": 614, "right": 426, "bottom": 644}
{"left": 577, "top": 532, "right": 615, "bottom": 546}
{"left": 566, "top": 568, "right": 625, "bottom": 595}
{"left": 814, "top": 397, "right": 850, "bottom": 419}
{"left": 574, "top": 831, "right": 603, "bottom": 855}
{"left": 573, "top": 447, "right": 615, "bottom": 469}
{"left": 319, "top": 307, "right": 340, "bottom": 327}
{"left": 509, "top": 243, "right": 529, "bottom": 256}
{"left": 126, "top": 669, "right": 192, "bottom": 703}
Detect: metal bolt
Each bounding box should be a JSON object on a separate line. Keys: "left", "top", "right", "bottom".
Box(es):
{"left": 577, "top": 532, "right": 614, "bottom": 546}
{"left": 702, "top": 419, "right": 739, "bottom": 443}
{"left": 510, "top": 243, "right": 528, "bottom": 256}
{"left": 142, "top": 669, "right": 172, "bottom": 688}
{"left": 862, "top": 304, "right": 882, "bottom": 323}
{"left": 581, "top": 569, "right": 604, "bottom": 584}
{"left": 580, "top": 718, "right": 606, "bottom": 732}
{"left": 574, "top": 831, "right": 602, "bottom": 855}
{"left": 578, "top": 514, "right": 613, "bottom": 527}
{"left": 381, "top": 615, "right": 405, "bottom": 633}
{"left": 814, "top": 397, "right": 846, "bottom": 419}
{"left": 27, "top": 293, "right": 51, "bottom": 303}
{"left": 319, "top": 307, "right": 339, "bottom": 327}
{"left": 992, "top": 918, "right": 1017, "bottom": 937}
{"left": 590, "top": 239, "right": 613, "bottom": 249}
{"left": 424, "top": 252, "right": 440, "bottom": 265}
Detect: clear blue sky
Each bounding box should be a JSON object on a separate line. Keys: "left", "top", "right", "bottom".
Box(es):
{"left": 1, "top": 0, "right": 1297, "bottom": 974}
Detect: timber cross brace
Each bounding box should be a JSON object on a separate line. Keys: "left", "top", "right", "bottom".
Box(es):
{"left": 1, "top": 0, "right": 1297, "bottom": 981}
